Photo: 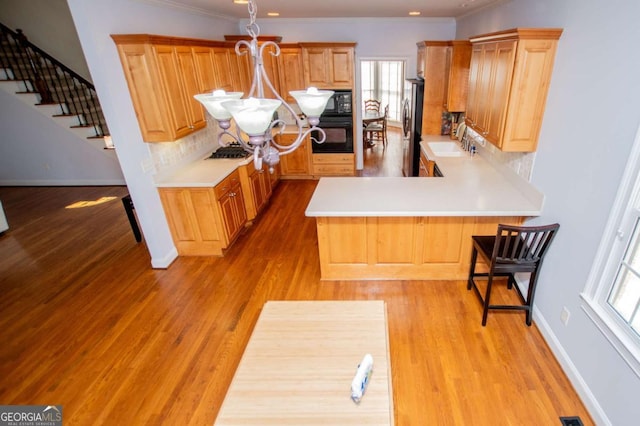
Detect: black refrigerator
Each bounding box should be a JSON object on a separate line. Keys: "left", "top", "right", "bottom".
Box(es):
{"left": 402, "top": 78, "right": 424, "bottom": 177}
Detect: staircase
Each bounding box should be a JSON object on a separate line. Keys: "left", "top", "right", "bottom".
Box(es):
{"left": 0, "top": 23, "right": 109, "bottom": 145}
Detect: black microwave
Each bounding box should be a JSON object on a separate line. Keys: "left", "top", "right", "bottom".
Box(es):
{"left": 322, "top": 90, "right": 352, "bottom": 116}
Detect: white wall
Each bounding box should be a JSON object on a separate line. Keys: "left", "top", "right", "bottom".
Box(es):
{"left": 66, "top": 0, "right": 238, "bottom": 267}
{"left": 252, "top": 17, "right": 455, "bottom": 77}
{"left": 0, "top": 0, "right": 91, "bottom": 81}
{"left": 457, "top": 0, "right": 640, "bottom": 424}
{"left": 0, "top": 88, "right": 124, "bottom": 185}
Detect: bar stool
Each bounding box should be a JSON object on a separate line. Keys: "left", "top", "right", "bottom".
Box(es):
{"left": 467, "top": 223, "right": 560, "bottom": 326}
{"left": 122, "top": 194, "right": 142, "bottom": 243}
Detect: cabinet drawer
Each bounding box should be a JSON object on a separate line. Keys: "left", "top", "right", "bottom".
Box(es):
{"left": 312, "top": 164, "right": 354, "bottom": 176}
{"left": 312, "top": 153, "right": 354, "bottom": 165}
{"left": 215, "top": 169, "right": 241, "bottom": 199}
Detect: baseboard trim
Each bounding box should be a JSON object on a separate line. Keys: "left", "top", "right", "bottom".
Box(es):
{"left": 151, "top": 247, "right": 178, "bottom": 269}
{"left": 0, "top": 179, "right": 126, "bottom": 186}
{"left": 534, "top": 307, "right": 611, "bottom": 425}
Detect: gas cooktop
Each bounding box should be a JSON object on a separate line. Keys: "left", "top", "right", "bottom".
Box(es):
{"left": 209, "top": 144, "right": 250, "bottom": 159}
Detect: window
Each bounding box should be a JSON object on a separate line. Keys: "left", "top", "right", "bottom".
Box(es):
{"left": 360, "top": 60, "right": 405, "bottom": 123}
{"left": 582, "top": 124, "right": 640, "bottom": 377}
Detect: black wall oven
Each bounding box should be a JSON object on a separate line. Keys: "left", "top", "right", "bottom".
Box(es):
{"left": 311, "top": 116, "right": 353, "bottom": 153}
{"left": 311, "top": 90, "right": 353, "bottom": 153}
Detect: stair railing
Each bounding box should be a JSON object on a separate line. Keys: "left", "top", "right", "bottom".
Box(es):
{"left": 0, "top": 22, "right": 109, "bottom": 137}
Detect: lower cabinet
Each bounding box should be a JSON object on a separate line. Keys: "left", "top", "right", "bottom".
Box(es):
{"left": 419, "top": 150, "right": 435, "bottom": 177}
{"left": 278, "top": 134, "right": 312, "bottom": 178}
{"left": 239, "top": 160, "right": 273, "bottom": 221}
{"left": 158, "top": 170, "right": 246, "bottom": 256}
{"left": 312, "top": 153, "right": 355, "bottom": 176}
{"left": 315, "top": 215, "right": 524, "bottom": 280}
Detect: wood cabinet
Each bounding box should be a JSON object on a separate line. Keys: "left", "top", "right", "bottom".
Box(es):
{"left": 300, "top": 43, "right": 356, "bottom": 89}
{"left": 312, "top": 153, "right": 355, "bottom": 176}
{"left": 239, "top": 159, "right": 273, "bottom": 221}
{"left": 158, "top": 170, "right": 246, "bottom": 256}
{"left": 419, "top": 149, "right": 435, "bottom": 177}
{"left": 465, "top": 28, "right": 562, "bottom": 152}
{"left": 315, "top": 216, "right": 523, "bottom": 280}
{"left": 278, "top": 133, "right": 312, "bottom": 178}
{"left": 277, "top": 46, "right": 305, "bottom": 103}
{"left": 192, "top": 46, "right": 238, "bottom": 93}
{"left": 112, "top": 35, "right": 213, "bottom": 142}
{"left": 415, "top": 41, "right": 448, "bottom": 135}
{"left": 215, "top": 170, "right": 247, "bottom": 244}
{"left": 443, "top": 41, "right": 472, "bottom": 113}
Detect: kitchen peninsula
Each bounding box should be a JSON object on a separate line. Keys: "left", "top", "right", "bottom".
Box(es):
{"left": 305, "top": 135, "right": 544, "bottom": 280}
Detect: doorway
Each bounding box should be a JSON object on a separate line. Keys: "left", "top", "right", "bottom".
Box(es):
{"left": 359, "top": 59, "right": 408, "bottom": 176}
{"left": 360, "top": 59, "right": 407, "bottom": 126}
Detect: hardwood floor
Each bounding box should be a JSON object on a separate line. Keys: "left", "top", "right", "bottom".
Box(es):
{"left": 361, "top": 125, "right": 406, "bottom": 177}
{"left": 0, "top": 181, "right": 593, "bottom": 424}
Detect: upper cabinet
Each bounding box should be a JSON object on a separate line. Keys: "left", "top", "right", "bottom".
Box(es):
{"left": 415, "top": 41, "right": 448, "bottom": 135}
{"left": 443, "top": 41, "right": 472, "bottom": 113}
{"left": 465, "top": 28, "right": 563, "bottom": 152}
{"left": 300, "top": 43, "right": 356, "bottom": 89}
{"left": 417, "top": 40, "right": 472, "bottom": 135}
{"left": 112, "top": 35, "right": 220, "bottom": 142}
{"left": 277, "top": 45, "right": 305, "bottom": 104}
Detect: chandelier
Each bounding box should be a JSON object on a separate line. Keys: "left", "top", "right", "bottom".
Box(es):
{"left": 194, "top": 0, "right": 333, "bottom": 172}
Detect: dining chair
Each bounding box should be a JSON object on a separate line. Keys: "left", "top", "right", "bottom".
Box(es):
{"left": 364, "top": 104, "right": 388, "bottom": 148}
{"left": 467, "top": 223, "right": 560, "bottom": 326}
{"left": 364, "top": 99, "right": 381, "bottom": 114}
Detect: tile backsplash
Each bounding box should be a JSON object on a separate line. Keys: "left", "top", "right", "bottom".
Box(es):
{"left": 466, "top": 127, "right": 536, "bottom": 181}
{"left": 148, "top": 122, "right": 219, "bottom": 177}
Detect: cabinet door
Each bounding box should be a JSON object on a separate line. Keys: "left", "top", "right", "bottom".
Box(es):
{"left": 229, "top": 46, "right": 252, "bottom": 94}
{"left": 115, "top": 43, "right": 173, "bottom": 142}
{"left": 485, "top": 40, "right": 517, "bottom": 147}
{"left": 303, "top": 47, "right": 330, "bottom": 88}
{"left": 154, "top": 44, "right": 193, "bottom": 139}
{"left": 250, "top": 168, "right": 272, "bottom": 214}
{"left": 260, "top": 44, "right": 281, "bottom": 99}
{"left": 279, "top": 135, "right": 310, "bottom": 176}
{"left": 465, "top": 43, "right": 483, "bottom": 129}
{"left": 328, "top": 48, "right": 354, "bottom": 88}
{"left": 158, "top": 188, "right": 225, "bottom": 255}
{"left": 445, "top": 41, "right": 472, "bottom": 112}
{"left": 212, "top": 47, "right": 236, "bottom": 92}
{"left": 278, "top": 47, "right": 305, "bottom": 103}
{"left": 443, "top": 46, "right": 452, "bottom": 111}
{"left": 175, "top": 45, "right": 206, "bottom": 130}
{"left": 219, "top": 186, "right": 246, "bottom": 243}
{"left": 192, "top": 46, "right": 217, "bottom": 93}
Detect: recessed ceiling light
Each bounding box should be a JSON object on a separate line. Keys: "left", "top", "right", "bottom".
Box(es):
{"left": 233, "top": 0, "right": 248, "bottom": 4}
{"left": 409, "top": 11, "right": 421, "bottom": 16}
{"left": 267, "top": 12, "right": 280, "bottom": 17}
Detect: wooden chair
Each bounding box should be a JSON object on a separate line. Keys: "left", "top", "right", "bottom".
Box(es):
{"left": 364, "top": 99, "right": 381, "bottom": 114}
{"left": 467, "top": 223, "right": 560, "bottom": 326}
{"left": 364, "top": 104, "right": 388, "bottom": 148}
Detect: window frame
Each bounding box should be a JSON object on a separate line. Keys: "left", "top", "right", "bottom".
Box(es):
{"left": 359, "top": 58, "right": 406, "bottom": 124}
{"left": 582, "top": 123, "right": 640, "bottom": 378}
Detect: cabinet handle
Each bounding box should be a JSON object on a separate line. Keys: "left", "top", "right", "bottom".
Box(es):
{"left": 188, "top": 125, "right": 194, "bottom": 129}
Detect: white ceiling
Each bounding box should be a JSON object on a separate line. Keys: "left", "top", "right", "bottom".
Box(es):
{"left": 145, "top": 0, "right": 506, "bottom": 19}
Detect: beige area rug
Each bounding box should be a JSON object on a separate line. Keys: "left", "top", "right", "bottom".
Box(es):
{"left": 214, "top": 300, "right": 394, "bottom": 425}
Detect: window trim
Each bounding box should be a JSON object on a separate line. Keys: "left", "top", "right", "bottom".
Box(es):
{"left": 582, "top": 122, "right": 640, "bottom": 379}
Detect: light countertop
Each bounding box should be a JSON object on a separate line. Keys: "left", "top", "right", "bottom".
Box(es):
{"left": 154, "top": 156, "right": 251, "bottom": 188}
{"left": 305, "top": 136, "right": 544, "bottom": 217}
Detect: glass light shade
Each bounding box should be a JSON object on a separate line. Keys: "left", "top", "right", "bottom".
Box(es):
{"left": 194, "top": 90, "right": 243, "bottom": 120}
{"left": 221, "top": 97, "right": 282, "bottom": 135}
{"left": 290, "top": 87, "right": 334, "bottom": 117}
